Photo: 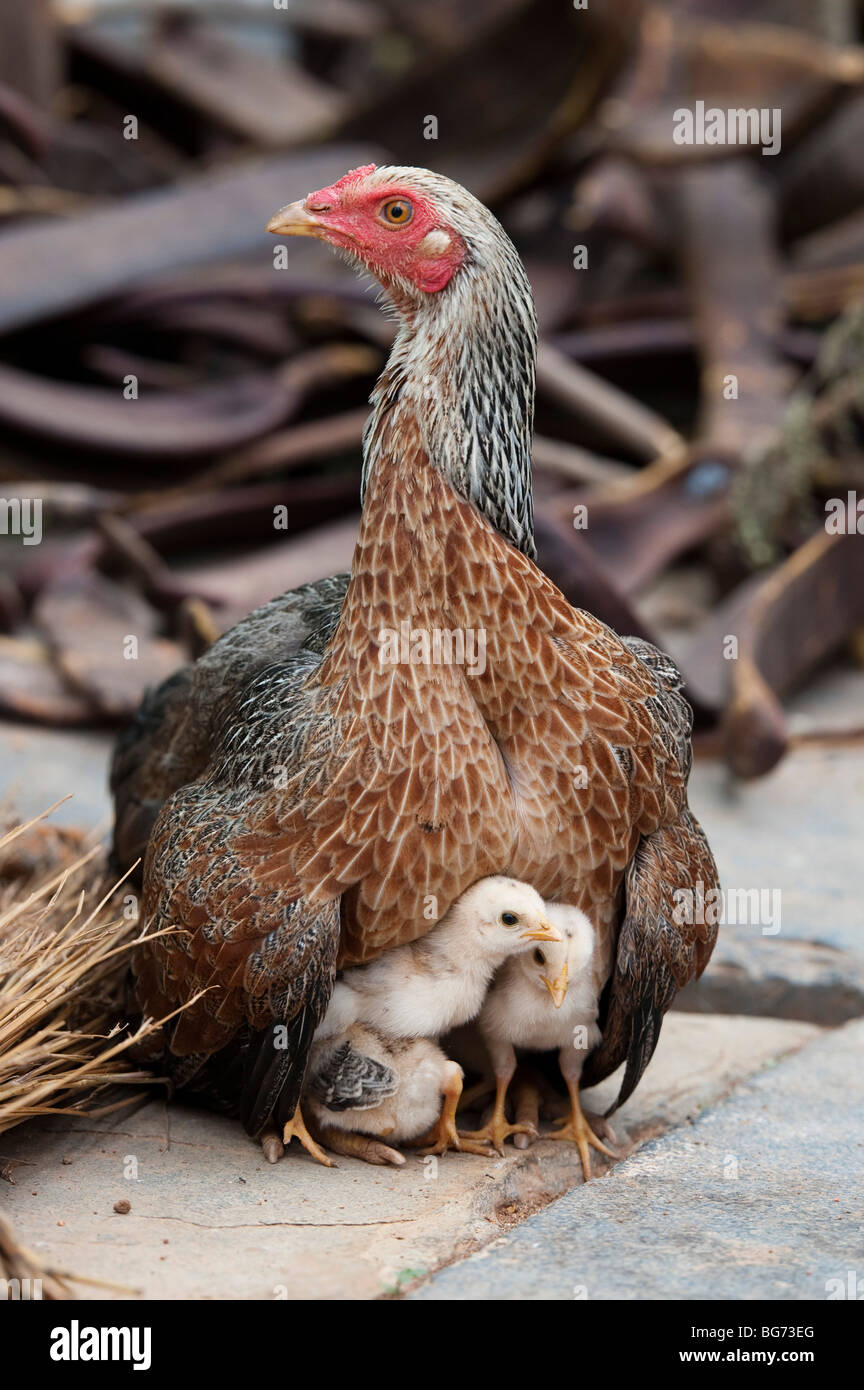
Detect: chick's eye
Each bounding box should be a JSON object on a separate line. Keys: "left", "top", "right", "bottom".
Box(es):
{"left": 500, "top": 911, "right": 519, "bottom": 927}
{"left": 380, "top": 198, "right": 413, "bottom": 226}
{"left": 534, "top": 949, "right": 546, "bottom": 965}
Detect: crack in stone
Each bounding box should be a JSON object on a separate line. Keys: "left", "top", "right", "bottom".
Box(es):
{"left": 135, "top": 1213, "right": 422, "bottom": 1231}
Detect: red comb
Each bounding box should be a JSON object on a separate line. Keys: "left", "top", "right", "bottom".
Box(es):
{"left": 327, "top": 164, "right": 377, "bottom": 195}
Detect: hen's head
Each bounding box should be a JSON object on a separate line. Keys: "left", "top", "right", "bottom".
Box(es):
{"left": 267, "top": 164, "right": 509, "bottom": 303}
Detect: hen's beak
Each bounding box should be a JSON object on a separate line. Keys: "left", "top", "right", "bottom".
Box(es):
{"left": 521, "top": 917, "right": 559, "bottom": 943}
{"left": 266, "top": 201, "right": 325, "bottom": 237}
{"left": 542, "top": 962, "right": 569, "bottom": 1009}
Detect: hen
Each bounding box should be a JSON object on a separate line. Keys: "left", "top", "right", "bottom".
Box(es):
{"left": 116, "top": 165, "right": 718, "bottom": 1162}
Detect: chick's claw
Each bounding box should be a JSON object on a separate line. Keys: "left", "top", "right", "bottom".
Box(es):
{"left": 281, "top": 1103, "right": 337, "bottom": 1167}
{"left": 417, "top": 1119, "right": 495, "bottom": 1159}
{"left": 411, "top": 1062, "right": 494, "bottom": 1157}
{"left": 545, "top": 1096, "right": 618, "bottom": 1180}
{"left": 459, "top": 1116, "right": 537, "bottom": 1156}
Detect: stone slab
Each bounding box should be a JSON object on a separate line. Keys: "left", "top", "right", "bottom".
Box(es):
{"left": 684, "top": 746, "right": 864, "bottom": 1021}
{"left": 0, "top": 1015, "right": 818, "bottom": 1301}
{"left": 408, "top": 1018, "right": 864, "bottom": 1301}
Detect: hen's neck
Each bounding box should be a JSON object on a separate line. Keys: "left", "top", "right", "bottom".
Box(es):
{"left": 360, "top": 252, "right": 537, "bottom": 560}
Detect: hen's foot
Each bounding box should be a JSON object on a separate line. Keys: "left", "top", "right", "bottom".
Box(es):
{"left": 260, "top": 1126, "right": 284, "bottom": 1164}
{"left": 511, "top": 1070, "right": 541, "bottom": 1151}
{"left": 281, "top": 1104, "right": 336, "bottom": 1167}
{"left": 459, "top": 1063, "right": 536, "bottom": 1154}
{"left": 584, "top": 1110, "right": 619, "bottom": 1148}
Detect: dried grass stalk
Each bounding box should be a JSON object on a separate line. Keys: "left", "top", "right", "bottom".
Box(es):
{"left": 0, "top": 1210, "right": 137, "bottom": 1299}
{"left": 0, "top": 805, "right": 199, "bottom": 1300}
{"left": 0, "top": 1209, "right": 75, "bottom": 1299}
{"left": 0, "top": 805, "right": 188, "bottom": 1138}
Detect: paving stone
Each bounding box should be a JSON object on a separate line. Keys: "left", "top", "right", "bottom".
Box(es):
{"left": 408, "top": 1018, "right": 864, "bottom": 1301}
{"left": 682, "top": 745, "right": 864, "bottom": 1021}
{"left": 0, "top": 1014, "right": 818, "bottom": 1301}
{"left": 0, "top": 720, "right": 114, "bottom": 829}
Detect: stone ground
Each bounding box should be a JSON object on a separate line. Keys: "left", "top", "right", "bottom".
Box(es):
{"left": 1, "top": 666, "right": 862, "bottom": 1300}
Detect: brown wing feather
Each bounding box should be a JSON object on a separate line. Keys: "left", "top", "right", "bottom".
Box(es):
{"left": 581, "top": 809, "right": 718, "bottom": 1109}
{"left": 111, "top": 575, "right": 348, "bottom": 881}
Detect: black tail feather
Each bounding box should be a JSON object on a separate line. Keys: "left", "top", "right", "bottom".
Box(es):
{"left": 240, "top": 1007, "right": 318, "bottom": 1137}
{"left": 604, "top": 1002, "right": 664, "bottom": 1118}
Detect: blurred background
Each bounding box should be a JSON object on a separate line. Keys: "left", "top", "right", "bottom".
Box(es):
{"left": 1, "top": 1, "right": 864, "bottom": 1300}
{"left": 1, "top": 0, "right": 864, "bottom": 813}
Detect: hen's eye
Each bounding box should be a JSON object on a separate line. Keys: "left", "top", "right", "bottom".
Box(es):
{"left": 380, "top": 198, "right": 413, "bottom": 226}
{"left": 500, "top": 911, "right": 519, "bottom": 926}
{"left": 534, "top": 949, "right": 546, "bottom": 965}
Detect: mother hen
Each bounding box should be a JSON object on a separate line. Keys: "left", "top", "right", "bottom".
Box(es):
{"left": 117, "top": 165, "right": 718, "bottom": 1161}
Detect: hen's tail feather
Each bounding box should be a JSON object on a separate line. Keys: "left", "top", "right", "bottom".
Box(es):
{"left": 603, "top": 999, "right": 664, "bottom": 1117}
{"left": 241, "top": 1006, "right": 318, "bottom": 1138}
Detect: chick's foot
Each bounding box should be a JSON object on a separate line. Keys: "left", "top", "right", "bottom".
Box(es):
{"left": 411, "top": 1063, "right": 493, "bottom": 1157}
{"left": 281, "top": 1104, "right": 336, "bottom": 1167}
{"left": 311, "top": 1125, "right": 405, "bottom": 1167}
{"left": 545, "top": 1090, "right": 617, "bottom": 1180}
{"left": 459, "top": 1073, "right": 536, "bottom": 1155}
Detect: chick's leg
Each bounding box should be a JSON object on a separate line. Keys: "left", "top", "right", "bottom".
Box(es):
{"left": 308, "top": 1123, "right": 405, "bottom": 1168}
{"left": 458, "top": 1041, "right": 536, "bottom": 1154}
{"left": 411, "top": 1063, "right": 494, "bottom": 1157}
{"left": 456, "top": 1076, "right": 494, "bottom": 1112}
{"left": 281, "top": 1103, "right": 336, "bottom": 1167}
{"left": 545, "top": 1046, "right": 617, "bottom": 1180}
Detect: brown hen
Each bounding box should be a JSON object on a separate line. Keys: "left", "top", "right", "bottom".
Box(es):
{"left": 115, "top": 166, "right": 718, "bottom": 1160}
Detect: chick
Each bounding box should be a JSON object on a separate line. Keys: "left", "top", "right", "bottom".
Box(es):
{"left": 305, "top": 1026, "right": 484, "bottom": 1166}
{"left": 465, "top": 901, "right": 616, "bottom": 1177}
{"left": 316, "top": 876, "right": 559, "bottom": 1043}
{"left": 310, "top": 877, "right": 561, "bottom": 1156}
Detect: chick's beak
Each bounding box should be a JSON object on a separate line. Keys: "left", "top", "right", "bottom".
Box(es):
{"left": 266, "top": 200, "right": 325, "bottom": 237}
{"left": 521, "top": 916, "right": 560, "bottom": 943}
{"left": 542, "top": 963, "right": 569, "bottom": 1010}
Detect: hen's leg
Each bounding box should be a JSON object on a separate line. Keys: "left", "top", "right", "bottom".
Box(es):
{"left": 544, "top": 1047, "right": 617, "bottom": 1180}
{"left": 458, "top": 1041, "right": 536, "bottom": 1154}
{"left": 456, "top": 1077, "right": 494, "bottom": 1113}
{"left": 511, "top": 1066, "right": 541, "bottom": 1150}
{"left": 281, "top": 1103, "right": 336, "bottom": 1167}
{"left": 411, "top": 1063, "right": 494, "bottom": 1157}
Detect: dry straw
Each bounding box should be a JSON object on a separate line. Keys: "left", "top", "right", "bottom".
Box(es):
{"left": 0, "top": 802, "right": 193, "bottom": 1297}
